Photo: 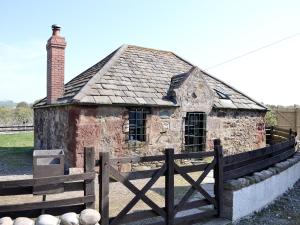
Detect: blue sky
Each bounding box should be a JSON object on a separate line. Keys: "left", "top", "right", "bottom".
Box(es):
{"left": 1, "top": 0, "right": 300, "bottom": 105}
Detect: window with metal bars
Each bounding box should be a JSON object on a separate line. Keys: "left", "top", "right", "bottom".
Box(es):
{"left": 129, "top": 108, "right": 148, "bottom": 142}
{"left": 185, "top": 112, "right": 206, "bottom": 152}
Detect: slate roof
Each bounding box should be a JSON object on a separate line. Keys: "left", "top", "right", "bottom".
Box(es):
{"left": 34, "top": 44, "right": 267, "bottom": 111}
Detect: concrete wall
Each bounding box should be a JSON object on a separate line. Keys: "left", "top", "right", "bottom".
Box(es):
{"left": 222, "top": 153, "right": 300, "bottom": 221}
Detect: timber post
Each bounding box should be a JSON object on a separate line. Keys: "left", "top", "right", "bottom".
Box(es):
{"left": 270, "top": 126, "right": 274, "bottom": 145}
{"left": 289, "top": 128, "right": 293, "bottom": 140}
{"left": 84, "top": 147, "right": 96, "bottom": 209}
{"left": 165, "top": 148, "right": 175, "bottom": 225}
{"left": 99, "top": 152, "right": 110, "bottom": 225}
{"left": 213, "top": 139, "right": 224, "bottom": 216}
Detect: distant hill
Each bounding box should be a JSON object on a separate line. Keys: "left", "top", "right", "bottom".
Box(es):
{"left": 0, "top": 100, "right": 16, "bottom": 108}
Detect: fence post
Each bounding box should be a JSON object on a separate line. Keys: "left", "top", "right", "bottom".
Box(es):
{"left": 99, "top": 152, "right": 110, "bottom": 225}
{"left": 84, "top": 147, "right": 96, "bottom": 209}
{"left": 289, "top": 128, "right": 293, "bottom": 140}
{"left": 213, "top": 139, "right": 224, "bottom": 217}
{"left": 270, "top": 126, "right": 274, "bottom": 145}
{"left": 165, "top": 148, "right": 174, "bottom": 225}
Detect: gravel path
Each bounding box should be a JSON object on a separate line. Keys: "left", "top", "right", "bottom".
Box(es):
{"left": 232, "top": 179, "right": 300, "bottom": 225}
{"left": 0, "top": 149, "right": 32, "bottom": 176}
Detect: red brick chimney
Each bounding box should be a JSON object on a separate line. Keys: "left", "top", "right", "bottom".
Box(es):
{"left": 46, "top": 24, "right": 66, "bottom": 104}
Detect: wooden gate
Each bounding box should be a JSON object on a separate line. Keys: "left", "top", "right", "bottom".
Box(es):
{"left": 98, "top": 139, "right": 223, "bottom": 225}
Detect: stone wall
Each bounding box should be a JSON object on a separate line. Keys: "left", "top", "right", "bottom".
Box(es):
{"left": 34, "top": 106, "right": 80, "bottom": 167}
{"left": 75, "top": 106, "right": 182, "bottom": 168}
{"left": 35, "top": 104, "right": 266, "bottom": 167}
{"left": 207, "top": 109, "right": 266, "bottom": 155}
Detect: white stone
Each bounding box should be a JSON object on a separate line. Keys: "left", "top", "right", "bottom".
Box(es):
{"left": 0, "top": 217, "right": 13, "bottom": 225}
{"left": 79, "top": 209, "right": 101, "bottom": 225}
{"left": 35, "top": 215, "right": 59, "bottom": 225}
{"left": 13, "top": 217, "right": 34, "bottom": 225}
{"left": 60, "top": 212, "right": 79, "bottom": 225}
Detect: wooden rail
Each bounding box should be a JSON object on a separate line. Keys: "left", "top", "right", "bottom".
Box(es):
{"left": 0, "top": 126, "right": 295, "bottom": 221}
{"left": 97, "top": 140, "right": 223, "bottom": 225}
{"left": 223, "top": 137, "right": 296, "bottom": 181}
{"left": 266, "top": 126, "right": 297, "bottom": 145}
{"left": 0, "top": 125, "right": 34, "bottom": 132}
{"left": 0, "top": 148, "right": 96, "bottom": 218}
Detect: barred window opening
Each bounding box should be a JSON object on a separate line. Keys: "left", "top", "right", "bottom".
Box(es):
{"left": 129, "top": 108, "right": 148, "bottom": 141}
{"left": 185, "top": 112, "right": 206, "bottom": 152}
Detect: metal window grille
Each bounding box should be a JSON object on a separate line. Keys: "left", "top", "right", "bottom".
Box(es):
{"left": 185, "top": 112, "right": 207, "bottom": 152}
{"left": 129, "top": 108, "right": 148, "bottom": 141}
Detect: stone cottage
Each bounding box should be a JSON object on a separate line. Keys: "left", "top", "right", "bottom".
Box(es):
{"left": 34, "top": 25, "right": 267, "bottom": 167}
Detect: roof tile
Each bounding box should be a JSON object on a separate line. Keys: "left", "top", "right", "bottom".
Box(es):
{"left": 109, "top": 96, "right": 125, "bottom": 104}
{"left": 34, "top": 44, "right": 266, "bottom": 111}
{"left": 94, "top": 96, "right": 112, "bottom": 104}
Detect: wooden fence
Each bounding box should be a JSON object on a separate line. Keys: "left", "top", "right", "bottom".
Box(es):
{"left": 96, "top": 139, "right": 223, "bottom": 225}
{"left": 224, "top": 127, "right": 297, "bottom": 181}
{"left": 0, "top": 125, "right": 34, "bottom": 133}
{"left": 0, "top": 127, "right": 297, "bottom": 223}
{"left": 272, "top": 106, "right": 300, "bottom": 138}
{"left": 0, "top": 148, "right": 96, "bottom": 218}
{"left": 266, "top": 126, "right": 297, "bottom": 145}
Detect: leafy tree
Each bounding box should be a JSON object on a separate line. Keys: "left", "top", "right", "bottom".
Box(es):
{"left": 265, "top": 110, "right": 277, "bottom": 127}
{"left": 14, "top": 106, "right": 33, "bottom": 125}
{"left": 0, "top": 107, "right": 13, "bottom": 125}
{"left": 16, "top": 101, "right": 29, "bottom": 108}
{"left": 0, "top": 101, "right": 33, "bottom": 126}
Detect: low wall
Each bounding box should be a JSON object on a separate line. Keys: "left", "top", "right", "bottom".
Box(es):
{"left": 222, "top": 152, "right": 300, "bottom": 221}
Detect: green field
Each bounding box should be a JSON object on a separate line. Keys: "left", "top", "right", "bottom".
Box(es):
{"left": 0, "top": 132, "right": 33, "bottom": 150}
{"left": 0, "top": 132, "right": 33, "bottom": 175}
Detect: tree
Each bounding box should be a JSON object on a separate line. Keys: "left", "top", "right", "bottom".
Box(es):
{"left": 0, "top": 107, "right": 13, "bottom": 125}
{"left": 13, "top": 106, "right": 33, "bottom": 125}
{"left": 16, "top": 101, "right": 29, "bottom": 108}
{"left": 265, "top": 110, "right": 277, "bottom": 127}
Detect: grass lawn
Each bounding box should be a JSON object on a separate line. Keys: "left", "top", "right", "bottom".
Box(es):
{"left": 0, "top": 132, "right": 33, "bottom": 150}
{"left": 0, "top": 132, "right": 33, "bottom": 175}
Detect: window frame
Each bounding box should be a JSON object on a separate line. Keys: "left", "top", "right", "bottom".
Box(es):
{"left": 128, "top": 108, "right": 149, "bottom": 142}
{"left": 214, "top": 89, "right": 230, "bottom": 100}
{"left": 184, "top": 112, "right": 207, "bottom": 152}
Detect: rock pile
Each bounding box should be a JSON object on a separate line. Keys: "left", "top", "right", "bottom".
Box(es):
{"left": 0, "top": 209, "right": 100, "bottom": 225}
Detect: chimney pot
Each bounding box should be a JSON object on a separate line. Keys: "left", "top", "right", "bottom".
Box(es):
{"left": 51, "top": 24, "right": 61, "bottom": 36}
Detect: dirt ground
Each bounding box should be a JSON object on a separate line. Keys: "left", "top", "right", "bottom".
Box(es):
{"left": 232, "top": 179, "right": 300, "bottom": 225}
{"left": 0, "top": 149, "right": 216, "bottom": 224}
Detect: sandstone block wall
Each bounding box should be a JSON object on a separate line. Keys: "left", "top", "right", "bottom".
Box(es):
{"left": 207, "top": 109, "right": 266, "bottom": 155}
{"left": 34, "top": 105, "right": 266, "bottom": 167}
